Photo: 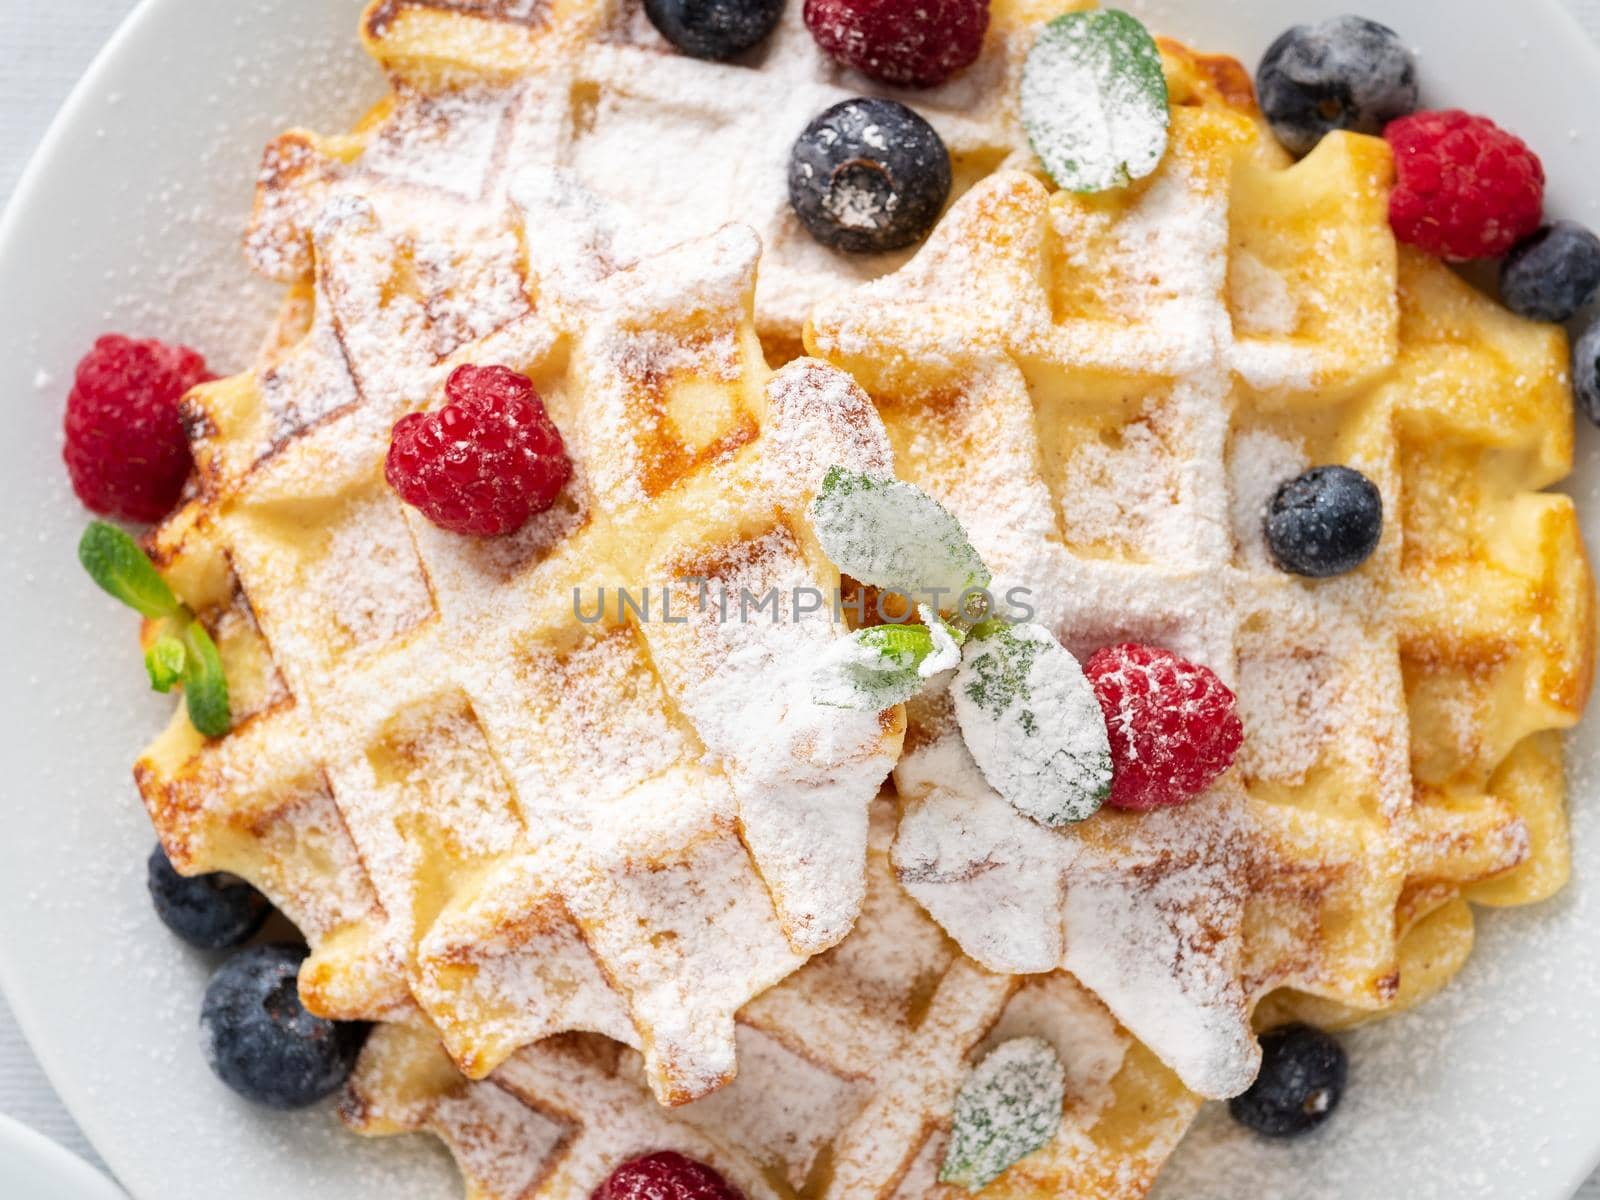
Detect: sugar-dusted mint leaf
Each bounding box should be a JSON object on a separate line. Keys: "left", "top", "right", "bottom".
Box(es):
{"left": 813, "top": 622, "right": 936, "bottom": 710}
{"left": 78, "top": 521, "right": 181, "bottom": 620}
{"left": 952, "top": 622, "right": 1111, "bottom": 826}
{"left": 1021, "top": 8, "right": 1170, "bottom": 193}
{"left": 809, "top": 466, "right": 991, "bottom": 597}
{"left": 144, "top": 634, "right": 187, "bottom": 693}
{"left": 180, "top": 620, "right": 232, "bottom": 738}
{"left": 940, "top": 1036, "right": 1065, "bottom": 1192}
{"left": 862, "top": 622, "right": 935, "bottom": 665}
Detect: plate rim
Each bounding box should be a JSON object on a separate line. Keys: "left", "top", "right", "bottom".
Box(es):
{"left": 0, "top": 1112, "right": 127, "bottom": 1200}
{"left": 0, "top": 0, "right": 169, "bottom": 1178}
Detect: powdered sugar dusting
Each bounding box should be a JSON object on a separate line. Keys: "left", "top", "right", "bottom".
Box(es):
{"left": 812, "top": 129, "right": 1460, "bottom": 1103}
{"left": 246, "top": 0, "right": 1048, "bottom": 347}
{"left": 1227, "top": 427, "right": 1306, "bottom": 571}
{"left": 145, "top": 169, "right": 906, "bottom": 1108}
{"left": 1229, "top": 251, "right": 1299, "bottom": 335}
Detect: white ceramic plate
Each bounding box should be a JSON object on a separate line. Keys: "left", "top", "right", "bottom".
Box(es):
{"left": 0, "top": 1113, "right": 126, "bottom": 1200}
{"left": 0, "top": 1, "right": 1595, "bottom": 1197}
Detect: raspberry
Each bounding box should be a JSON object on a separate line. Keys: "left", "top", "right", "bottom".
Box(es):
{"left": 385, "top": 364, "right": 571, "bottom": 537}
{"left": 62, "top": 334, "right": 212, "bottom": 522}
{"left": 1084, "top": 643, "right": 1243, "bottom": 812}
{"left": 804, "top": 0, "right": 989, "bottom": 88}
{"left": 592, "top": 1152, "right": 744, "bottom": 1200}
{"left": 1384, "top": 109, "right": 1544, "bottom": 261}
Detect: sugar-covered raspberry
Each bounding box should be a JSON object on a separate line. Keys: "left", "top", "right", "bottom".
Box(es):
{"left": 1084, "top": 643, "right": 1243, "bottom": 812}
{"left": 62, "top": 334, "right": 212, "bottom": 522}
{"left": 804, "top": 0, "right": 989, "bottom": 88}
{"left": 1384, "top": 109, "right": 1544, "bottom": 261}
{"left": 592, "top": 1151, "right": 744, "bottom": 1200}
{"left": 385, "top": 364, "right": 571, "bottom": 537}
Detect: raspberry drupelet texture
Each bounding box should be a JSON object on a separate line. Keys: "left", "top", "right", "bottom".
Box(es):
{"left": 803, "top": 0, "right": 989, "bottom": 88}
{"left": 62, "top": 334, "right": 213, "bottom": 522}
{"left": 592, "top": 1151, "right": 745, "bottom": 1200}
{"left": 385, "top": 364, "right": 571, "bottom": 537}
{"left": 1084, "top": 643, "right": 1243, "bottom": 812}
{"left": 1384, "top": 109, "right": 1544, "bottom": 261}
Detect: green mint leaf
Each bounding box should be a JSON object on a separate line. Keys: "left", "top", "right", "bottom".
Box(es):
{"left": 861, "top": 622, "right": 936, "bottom": 667}
{"left": 813, "top": 622, "right": 936, "bottom": 710}
{"left": 179, "top": 620, "right": 232, "bottom": 738}
{"left": 1021, "top": 8, "right": 1170, "bottom": 193}
{"left": 144, "top": 635, "right": 187, "bottom": 693}
{"left": 78, "top": 522, "right": 231, "bottom": 736}
{"left": 78, "top": 521, "right": 181, "bottom": 620}
{"left": 966, "top": 616, "right": 1010, "bottom": 643}
{"left": 952, "top": 623, "right": 1111, "bottom": 826}
{"left": 939, "top": 1037, "right": 1065, "bottom": 1192}
{"left": 809, "top": 467, "right": 991, "bottom": 597}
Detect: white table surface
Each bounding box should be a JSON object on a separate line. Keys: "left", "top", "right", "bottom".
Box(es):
{"left": 1, "top": 0, "right": 1598, "bottom": 1195}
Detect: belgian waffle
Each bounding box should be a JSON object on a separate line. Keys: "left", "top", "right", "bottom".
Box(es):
{"left": 343, "top": 802, "right": 1206, "bottom": 1199}
{"left": 137, "top": 174, "right": 906, "bottom": 1105}
{"left": 806, "top": 54, "right": 1593, "bottom": 1103}
{"left": 120, "top": 0, "right": 1596, "bottom": 1195}
{"left": 244, "top": 0, "right": 1083, "bottom": 358}
{"left": 335, "top": 38, "right": 1591, "bottom": 1200}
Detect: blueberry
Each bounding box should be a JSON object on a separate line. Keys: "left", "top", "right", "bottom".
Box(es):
{"left": 643, "top": 0, "right": 783, "bottom": 60}
{"left": 199, "top": 944, "right": 366, "bottom": 1109}
{"left": 148, "top": 844, "right": 270, "bottom": 950}
{"left": 788, "top": 98, "right": 952, "bottom": 254}
{"left": 1573, "top": 320, "right": 1600, "bottom": 426}
{"left": 1256, "top": 16, "right": 1417, "bottom": 158}
{"left": 1229, "top": 1023, "right": 1348, "bottom": 1137}
{"left": 1265, "top": 465, "right": 1383, "bottom": 578}
{"left": 1500, "top": 221, "right": 1600, "bottom": 323}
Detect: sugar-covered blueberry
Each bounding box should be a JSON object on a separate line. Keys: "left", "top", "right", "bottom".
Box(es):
{"left": 1229, "top": 1024, "right": 1348, "bottom": 1137}
{"left": 788, "top": 98, "right": 951, "bottom": 253}
{"left": 1265, "top": 465, "right": 1383, "bottom": 578}
{"left": 1572, "top": 319, "right": 1600, "bottom": 427}
{"left": 1500, "top": 221, "right": 1600, "bottom": 323}
{"left": 148, "top": 844, "right": 271, "bottom": 950}
{"left": 1256, "top": 15, "right": 1417, "bottom": 158}
{"left": 200, "top": 943, "right": 366, "bottom": 1109}
{"left": 643, "top": 0, "right": 784, "bottom": 61}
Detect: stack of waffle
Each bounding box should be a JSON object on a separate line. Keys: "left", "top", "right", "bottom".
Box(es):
{"left": 131, "top": 1, "right": 1594, "bottom": 1196}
